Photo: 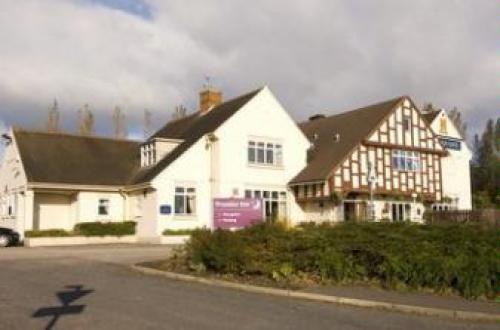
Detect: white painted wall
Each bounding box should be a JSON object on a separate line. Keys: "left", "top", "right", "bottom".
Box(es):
{"left": 0, "top": 128, "right": 29, "bottom": 236}
{"left": 428, "top": 111, "right": 472, "bottom": 209}
{"left": 147, "top": 87, "right": 310, "bottom": 235}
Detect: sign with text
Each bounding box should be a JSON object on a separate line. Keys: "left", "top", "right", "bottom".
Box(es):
{"left": 439, "top": 137, "right": 461, "bottom": 151}
{"left": 213, "top": 198, "right": 263, "bottom": 230}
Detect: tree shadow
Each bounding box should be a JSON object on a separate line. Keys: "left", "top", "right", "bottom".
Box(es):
{"left": 32, "top": 285, "right": 94, "bottom": 330}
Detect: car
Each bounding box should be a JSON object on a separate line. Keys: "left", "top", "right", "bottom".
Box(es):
{"left": 0, "top": 227, "right": 20, "bottom": 247}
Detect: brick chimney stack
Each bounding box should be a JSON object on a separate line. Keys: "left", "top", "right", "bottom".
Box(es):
{"left": 199, "top": 87, "right": 222, "bottom": 113}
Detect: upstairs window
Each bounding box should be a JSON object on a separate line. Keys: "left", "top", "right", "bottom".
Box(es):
{"left": 175, "top": 186, "right": 196, "bottom": 215}
{"left": 439, "top": 117, "right": 448, "bottom": 134}
{"left": 392, "top": 150, "right": 420, "bottom": 171}
{"left": 98, "top": 199, "right": 109, "bottom": 216}
{"left": 248, "top": 140, "right": 283, "bottom": 166}
{"left": 141, "top": 143, "right": 156, "bottom": 167}
{"left": 403, "top": 116, "right": 411, "bottom": 131}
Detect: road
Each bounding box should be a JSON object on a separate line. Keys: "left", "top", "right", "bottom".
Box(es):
{"left": 0, "top": 245, "right": 496, "bottom": 330}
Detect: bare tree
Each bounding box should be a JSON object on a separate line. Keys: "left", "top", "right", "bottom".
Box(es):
{"left": 143, "top": 109, "right": 152, "bottom": 139}
{"left": 171, "top": 105, "right": 187, "bottom": 120}
{"left": 448, "top": 107, "right": 467, "bottom": 140}
{"left": 47, "top": 99, "right": 60, "bottom": 132}
{"left": 112, "top": 106, "right": 127, "bottom": 139}
{"left": 78, "top": 104, "right": 94, "bottom": 136}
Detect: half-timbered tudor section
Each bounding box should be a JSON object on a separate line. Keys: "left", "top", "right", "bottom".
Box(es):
{"left": 289, "top": 96, "right": 447, "bottom": 223}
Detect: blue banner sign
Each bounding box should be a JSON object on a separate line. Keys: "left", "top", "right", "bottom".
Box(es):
{"left": 439, "top": 137, "right": 461, "bottom": 151}
{"left": 159, "top": 205, "right": 171, "bottom": 215}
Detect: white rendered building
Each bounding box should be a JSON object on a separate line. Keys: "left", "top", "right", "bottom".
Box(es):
{"left": 422, "top": 109, "right": 472, "bottom": 210}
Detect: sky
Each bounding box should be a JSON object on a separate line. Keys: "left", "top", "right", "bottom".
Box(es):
{"left": 0, "top": 0, "right": 498, "bottom": 155}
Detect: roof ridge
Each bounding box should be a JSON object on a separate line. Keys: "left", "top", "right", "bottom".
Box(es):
{"left": 13, "top": 127, "right": 141, "bottom": 143}
{"left": 306, "top": 96, "right": 405, "bottom": 124}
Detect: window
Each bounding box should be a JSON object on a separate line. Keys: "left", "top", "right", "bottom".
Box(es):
{"left": 403, "top": 116, "right": 410, "bottom": 131}
{"left": 175, "top": 186, "right": 196, "bottom": 215}
{"left": 391, "top": 150, "right": 420, "bottom": 171}
{"left": 141, "top": 143, "right": 157, "bottom": 167}
{"left": 98, "top": 199, "right": 109, "bottom": 216}
{"left": 246, "top": 189, "right": 287, "bottom": 222}
{"left": 439, "top": 117, "right": 447, "bottom": 134}
{"left": 248, "top": 140, "right": 283, "bottom": 166}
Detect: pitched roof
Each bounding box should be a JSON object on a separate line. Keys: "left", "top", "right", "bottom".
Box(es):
{"left": 131, "top": 87, "right": 263, "bottom": 184}
{"left": 421, "top": 110, "right": 440, "bottom": 125}
{"left": 14, "top": 129, "right": 140, "bottom": 186}
{"left": 290, "top": 96, "right": 404, "bottom": 184}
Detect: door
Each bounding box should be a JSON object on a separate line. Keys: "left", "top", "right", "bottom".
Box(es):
{"left": 34, "top": 194, "right": 72, "bottom": 230}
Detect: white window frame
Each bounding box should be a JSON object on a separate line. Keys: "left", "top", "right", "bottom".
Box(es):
{"left": 174, "top": 186, "right": 196, "bottom": 216}
{"left": 391, "top": 150, "right": 420, "bottom": 171}
{"left": 247, "top": 139, "right": 283, "bottom": 167}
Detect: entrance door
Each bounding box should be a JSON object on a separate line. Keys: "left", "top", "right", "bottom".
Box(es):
{"left": 391, "top": 203, "right": 410, "bottom": 222}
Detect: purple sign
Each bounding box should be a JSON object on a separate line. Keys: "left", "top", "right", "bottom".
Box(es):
{"left": 213, "top": 198, "right": 263, "bottom": 230}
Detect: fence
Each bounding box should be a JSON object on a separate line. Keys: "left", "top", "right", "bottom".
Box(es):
{"left": 425, "top": 209, "right": 500, "bottom": 227}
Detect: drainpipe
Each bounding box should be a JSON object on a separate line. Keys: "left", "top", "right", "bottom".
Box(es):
{"left": 119, "top": 189, "right": 127, "bottom": 221}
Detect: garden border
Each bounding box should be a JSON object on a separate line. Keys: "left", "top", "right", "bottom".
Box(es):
{"left": 132, "top": 265, "right": 500, "bottom": 323}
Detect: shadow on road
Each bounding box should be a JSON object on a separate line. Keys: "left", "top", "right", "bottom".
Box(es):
{"left": 32, "top": 285, "right": 94, "bottom": 330}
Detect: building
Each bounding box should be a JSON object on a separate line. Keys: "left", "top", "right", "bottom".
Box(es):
{"left": 289, "top": 96, "right": 449, "bottom": 223}
{"left": 421, "top": 108, "right": 472, "bottom": 210}
{"left": 0, "top": 88, "right": 473, "bottom": 240}
{"left": 0, "top": 86, "right": 310, "bottom": 240}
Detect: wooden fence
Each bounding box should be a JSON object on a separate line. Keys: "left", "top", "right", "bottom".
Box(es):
{"left": 425, "top": 209, "right": 500, "bottom": 227}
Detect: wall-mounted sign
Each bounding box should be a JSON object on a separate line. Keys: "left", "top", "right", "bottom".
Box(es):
{"left": 439, "top": 137, "right": 461, "bottom": 151}
{"left": 159, "top": 204, "right": 172, "bottom": 215}
{"left": 213, "top": 198, "right": 263, "bottom": 230}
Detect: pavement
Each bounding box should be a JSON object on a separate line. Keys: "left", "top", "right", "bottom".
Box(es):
{"left": 0, "top": 245, "right": 498, "bottom": 329}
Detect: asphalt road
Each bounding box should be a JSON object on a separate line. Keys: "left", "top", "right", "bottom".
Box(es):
{"left": 0, "top": 245, "right": 496, "bottom": 330}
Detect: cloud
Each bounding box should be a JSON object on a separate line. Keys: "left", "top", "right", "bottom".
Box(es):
{"left": 0, "top": 0, "right": 498, "bottom": 138}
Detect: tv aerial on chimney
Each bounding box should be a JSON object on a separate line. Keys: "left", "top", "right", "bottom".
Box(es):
{"left": 204, "top": 75, "right": 212, "bottom": 90}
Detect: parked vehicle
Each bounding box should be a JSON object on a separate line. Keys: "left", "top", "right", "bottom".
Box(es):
{"left": 0, "top": 227, "right": 20, "bottom": 247}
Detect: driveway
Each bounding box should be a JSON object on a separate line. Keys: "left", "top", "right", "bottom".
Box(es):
{"left": 0, "top": 245, "right": 496, "bottom": 330}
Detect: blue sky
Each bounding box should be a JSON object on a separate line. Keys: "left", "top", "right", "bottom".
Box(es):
{"left": 0, "top": 0, "right": 498, "bottom": 162}
{"left": 85, "top": 0, "right": 152, "bottom": 19}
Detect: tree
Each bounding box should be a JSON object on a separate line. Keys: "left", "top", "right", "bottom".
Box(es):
{"left": 143, "top": 109, "right": 152, "bottom": 139}
{"left": 471, "top": 118, "right": 500, "bottom": 208}
{"left": 47, "top": 99, "right": 60, "bottom": 133}
{"left": 448, "top": 107, "right": 467, "bottom": 140}
{"left": 112, "top": 106, "right": 127, "bottom": 139}
{"left": 78, "top": 104, "right": 94, "bottom": 136}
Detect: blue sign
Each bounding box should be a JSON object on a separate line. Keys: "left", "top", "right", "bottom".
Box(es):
{"left": 159, "top": 205, "right": 171, "bottom": 215}
{"left": 439, "top": 137, "right": 461, "bottom": 151}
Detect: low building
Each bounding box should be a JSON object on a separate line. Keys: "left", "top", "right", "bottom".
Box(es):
{"left": 289, "top": 96, "right": 448, "bottom": 223}
{"left": 0, "top": 86, "right": 310, "bottom": 240}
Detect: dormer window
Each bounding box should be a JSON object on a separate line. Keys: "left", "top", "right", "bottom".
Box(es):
{"left": 141, "top": 142, "right": 156, "bottom": 167}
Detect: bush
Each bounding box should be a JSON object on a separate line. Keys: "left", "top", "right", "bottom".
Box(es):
{"left": 163, "top": 229, "right": 197, "bottom": 236}
{"left": 74, "top": 221, "right": 136, "bottom": 237}
{"left": 184, "top": 223, "right": 500, "bottom": 299}
{"left": 25, "top": 229, "right": 72, "bottom": 238}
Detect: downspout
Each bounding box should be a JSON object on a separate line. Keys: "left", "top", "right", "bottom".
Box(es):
{"left": 119, "top": 189, "right": 127, "bottom": 221}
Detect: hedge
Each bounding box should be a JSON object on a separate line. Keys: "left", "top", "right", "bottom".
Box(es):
{"left": 185, "top": 223, "right": 500, "bottom": 299}
{"left": 25, "top": 229, "right": 72, "bottom": 238}
{"left": 25, "top": 221, "right": 136, "bottom": 238}
{"left": 163, "top": 229, "right": 197, "bottom": 236}
{"left": 74, "top": 221, "right": 136, "bottom": 237}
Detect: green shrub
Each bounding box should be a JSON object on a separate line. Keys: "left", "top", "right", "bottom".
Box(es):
{"left": 74, "top": 221, "right": 136, "bottom": 237}
{"left": 25, "top": 229, "right": 72, "bottom": 238}
{"left": 163, "top": 229, "right": 197, "bottom": 236}
{"left": 184, "top": 222, "right": 500, "bottom": 299}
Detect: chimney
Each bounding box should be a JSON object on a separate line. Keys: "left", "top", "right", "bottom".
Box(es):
{"left": 199, "top": 87, "right": 222, "bottom": 113}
